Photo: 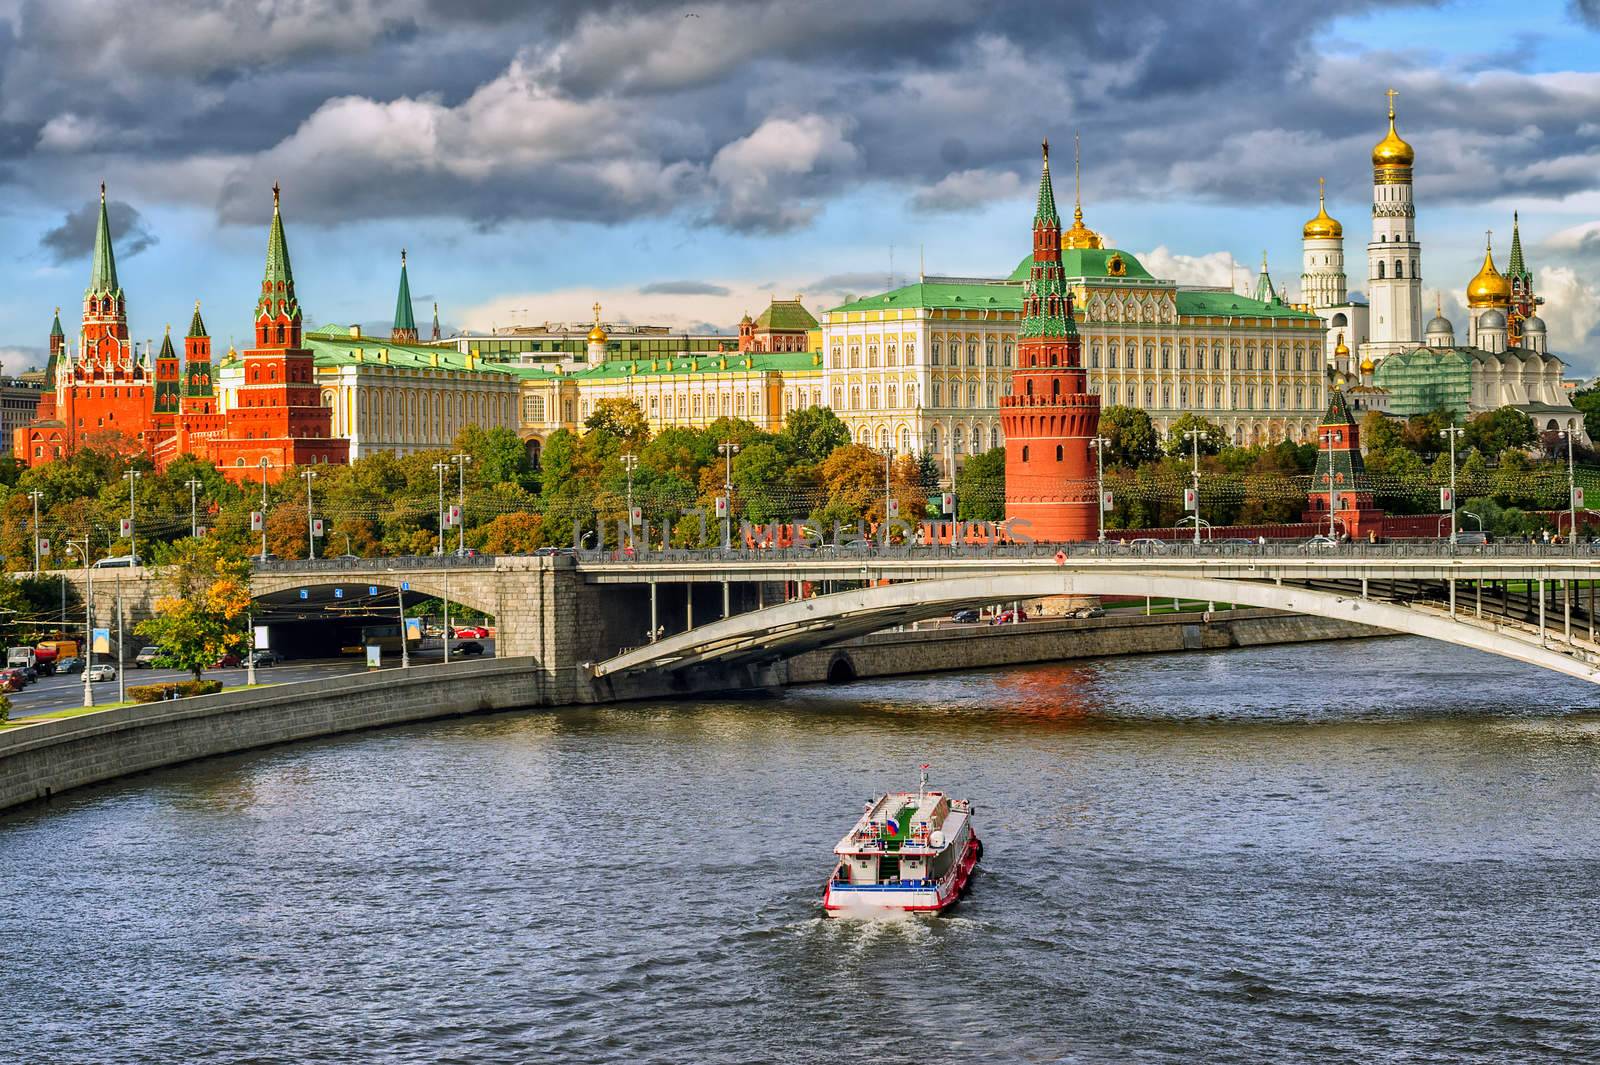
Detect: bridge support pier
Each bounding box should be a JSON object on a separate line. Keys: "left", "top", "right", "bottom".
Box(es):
{"left": 1565, "top": 581, "right": 1572, "bottom": 644}
{"left": 1449, "top": 578, "right": 1456, "bottom": 617}
{"left": 650, "top": 581, "right": 658, "bottom": 642}
{"left": 1539, "top": 579, "right": 1546, "bottom": 640}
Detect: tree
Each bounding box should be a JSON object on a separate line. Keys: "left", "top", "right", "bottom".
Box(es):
{"left": 815, "top": 444, "right": 887, "bottom": 527}
{"left": 1360, "top": 410, "right": 1404, "bottom": 454}
{"left": 455, "top": 425, "right": 536, "bottom": 491}
{"left": 134, "top": 538, "right": 251, "bottom": 681}
{"left": 954, "top": 448, "right": 1005, "bottom": 520}
{"left": 779, "top": 406, "right": 850, "bottom": 466}
{"left": 473, "top": 512, "right": 543, "bottom": 554}
{"left": 584, "top": 398, "right": 651, "bottom": 445}
{"left": 1463, "top": 407, "right": 1537, "bottom": 459}
{"left": 1098, "top": 405, "right": 1158, "bottom": 466}
{"left": 1573, "top": 387, "right": 1600, "bottom": 444}
{"left": 1163, "top": 413, "right": 1226, "bottom": 458}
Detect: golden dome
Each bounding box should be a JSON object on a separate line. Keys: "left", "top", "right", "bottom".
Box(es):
{"left": 1466, "top": 235, "right": 1511, "bottom": 308}
{"left": 587, "top": 300, "right": 608, "bottom": 344}
{"left": 1061, "top": 133, "right": 1103, "bottom": 250}
{"left": 1359, "top": 355, "right": 1375, "bottom": 374}
{"left": 1302, "top": 178, "right": 1342, "bottom": 240}
{"left": 1334, "top": 331, "right": 1350, "bottom": 356}
{"left": 1372, "top": 90, "right": 1414, "bottom": 171}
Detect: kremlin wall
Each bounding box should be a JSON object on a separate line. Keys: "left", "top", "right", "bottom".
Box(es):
{"left": 10, "top": 93, "right": 1591, "bottom": 528}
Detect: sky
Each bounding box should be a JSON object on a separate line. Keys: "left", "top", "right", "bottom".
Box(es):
{"left": 1, "top": 0, "right": 1599, "bottom": 373}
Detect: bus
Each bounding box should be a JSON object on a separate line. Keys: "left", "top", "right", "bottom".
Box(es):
{"left": 345, "top": 622, "right": 430, "bottom": 656}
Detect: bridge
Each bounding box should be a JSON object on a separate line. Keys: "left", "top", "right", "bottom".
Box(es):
{"left": 43, "top": 542, "right": 1600, "bottom": 696}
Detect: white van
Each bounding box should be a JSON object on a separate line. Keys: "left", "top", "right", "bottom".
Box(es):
{"left": 92, "top": 556, "right": 141, "bottom": 569}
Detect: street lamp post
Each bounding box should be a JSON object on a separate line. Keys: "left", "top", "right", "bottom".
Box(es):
{"left": 1319, "top": 430, "right": 1337, "bottom": 540}
{"left": 123, "top": 469, "right": 141, "bottom": 563}
{"left": 452, "top": 453, "right": 472, "bottom": 555}
{"left": 257, "top": 458, "right": 271, "bottom": 559}
{"left": 1182, "top": 429, "right": 1203, "bottom": 546}
{"left": 621, "top": 453, "right": 638, "bottom": 544}
{"left": 185, "top": 479, "right": 203, "bottom": 539}
{"left": 432, "top": 460, "right": 450, "bottom": 556}
{"left": 1440, "top": 426, "right": 1463, "bottom": 547}
{"left": 27, "top": 490, "right": 42, "bottom": 573}
{"left": 1560, "top": 429, "right": 1578, "bottom": 556}
{"left": 717, "top": 441, "right": 739, "bottom": 551}
{"left": 302, "top": 469, "right": 318, "bottom": 560}
{"left": 882, "top": 447, "right": 895, "bottom": 546}
{"left": 1089, "top": 436, "right": 1110, "bottom": 544}
{"left": 65, "top": 536, "right": 93, "bottom": 708}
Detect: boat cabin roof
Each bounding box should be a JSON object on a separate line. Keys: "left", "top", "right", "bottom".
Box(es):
{"left": 833, "top": 790, "right": 959, "bottom": 857}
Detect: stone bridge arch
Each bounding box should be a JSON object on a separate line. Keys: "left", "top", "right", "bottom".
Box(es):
{"left": 247, "top": 571, "right": 502, "bottom": 619}
{"left": 595, "top": 571, "right": 1600, "bottom": 686}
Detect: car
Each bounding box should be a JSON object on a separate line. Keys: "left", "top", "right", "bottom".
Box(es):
{"left": 990, "top": 609, "right": 1026, "bottom": 625}
{"left": 951, "top": 609, "right": 980, "bottom": 624}
{"left": 211, "top": 653, "right": 242, "bottom": 669}
{"left": 1069, "top": 606, "right": 1106, "bottom": 619}
{"left": 54, "top": 656, "right": 82, "bottom": 675}
{"left": 452, "top": 625, "right": 490, "bottom": 639}
{"left": 452, "top": 640, "right": 485, "bottom": 656}
{"left": 1302, "top": 535, "right": 1339, "bottom": 550}
{"left": 1123, "top": 538, "right": 1168, "bottom": 553}
{"left": 532, "top": 546, "right": 576, "bottom": 557}
{"left": 1215, "top": 537, "right": 1257, "bottom": 547}
{"left": 1455, "top": 531, "right": 1490, "bottom": 546}
{"left": 87, "top": 663, "right": 117, "bottom": 682}
{"left": 248, "top": 649, "right": 282, "bottom": 667}
{"left": 0, "top": 669, "right": 24, "bottom": 692}
{"left": 453, "top": 547, "right": 479, "bottom": 558}
{"left": 134, "top": 646, "right": 163, "bottom": 668}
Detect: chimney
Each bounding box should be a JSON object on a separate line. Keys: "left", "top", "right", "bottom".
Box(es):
{"left": 349, "top": 325, "right": 362, "bottom": 339}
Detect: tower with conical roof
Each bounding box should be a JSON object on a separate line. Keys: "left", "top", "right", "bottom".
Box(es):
{"left": 153, "top": 325, "right": 182, "bottom": 422}
{"left": 999, "top": 140, "right": 1101, "bottom": 542}
{"left": 392, "top": 249, "right": 418, "bottom": 342}
{"left": 1466, "top": 230, "right": 1511, "bottom": 351}
{"left": 1505, "top": 212, "right": 1542, "bottom": 349}
{"left": 1364, "top": 89, "right": 1424, "bottom": 362}
{"left": 431, "top": 301, "right": 441, "bottom": 342}
{"left": 1303, "top": 388, "right": 1383, "bottom": 539}
{"left": 1255, "top": 252, "right": 1277, "bottom": 304}
{"left": 205, "top": 184, "right": 348, "bottom": 483}
{"left": 183, "top": 302, "right": 215, "bottom": 406}
{"left": 1300, "top": 177, "right": 1347, "bottom": 309}
{"left": 34, "top": 309, "right": 66, "bottom": 420}
{"left": 82, "top": 182, "right": 131, "bottom": 372}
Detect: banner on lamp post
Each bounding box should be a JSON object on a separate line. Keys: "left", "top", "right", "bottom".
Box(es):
{"left": 714, "top": 496, "right": 729, "bottom": 519}
{"left": 941, "top": 492, "right": 955, "bottom": 516}
{"left": 1574, "top": 487, "right": 1585, "bottom": 509}
{"left": 38, "top": 538, "right": 49, "bottom": 556}
{"left": 629, "top": 506, "right": 642, "bottom": 528}
{"left": 250, "top": 511, "right": 263, "bottom": 532}
{"left": 1183, "top": 487, "right": 1198, "bottom": 512}
{"left": 1440, "top": 486, "right": 1454, "bottom": 511}
{"left": 887, "top": 499, "right": 899, "bottom": 519}
{"left": 1101, "top": 490, "right": 1113, "bottom": 512}
{"left": 119, "top": 518, "right": 132, "bottom": 538}
{"left": 447, "top": 504, "right": 462, "bottom": 528}
{"left": 312, "top": 519, "right": 324, "bottom": 538}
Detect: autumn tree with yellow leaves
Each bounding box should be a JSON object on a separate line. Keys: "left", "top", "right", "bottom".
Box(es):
{"left": 134, "top": 538, "right": 252, "bottom": 681}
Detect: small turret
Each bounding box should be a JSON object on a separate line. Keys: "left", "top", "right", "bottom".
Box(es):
{"left": 586, "top": 302, "right": 608, "bottom": 363}
{"left": 392, "top": 249, "right": 418, "bottom": 342}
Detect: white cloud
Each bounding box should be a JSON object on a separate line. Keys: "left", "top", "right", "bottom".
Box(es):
{"left": 910, "top": 168, "right": 1026, "bottom": 213}
{"left": 458, "top": 278, "right": 823, "bottom": 336}
{"left": 708, "top": 114, "right": 858, "bottom": 232}
{"left": 1536, "top": 265, "right": 1600, "bottom": 370}
{"left": 1133, "top": 246, "right": 1239, "bottom": 288}
{"left": 35, "top": 113, "right": 115, "bottom": 153}
{"left": 0, "top": 346, "right": 47, "bottom": 373}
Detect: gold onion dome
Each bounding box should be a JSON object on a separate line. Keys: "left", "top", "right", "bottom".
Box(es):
{"left": 587, "top": 300, "right": 608, "bottom": 343}
{"left": 1359, "top": 355, "right": 1375, "bottom": 374}
{"left": 1061, "top": 132, "right": 1104, "bottom": 250}
{"left": 1466, "top": 236, "right": 1511, "bottom": 308}
{"left": 1372, "top": 90, "right": 1415, "bottom": 170}
{"left": 1334, "top": 332, "right": 1350, "bottom": 356}
{"left": 1303, "top": 179, "right": 1342, "bottom": 240}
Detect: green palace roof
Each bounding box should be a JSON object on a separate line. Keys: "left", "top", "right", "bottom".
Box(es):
{"left": 1009, "top": 248, "right": 1155, "bottom": 281}
{"left": 570, "top": 351, "right": 821, "bottom": 380}
{"left": 754, "top": 299, "right": 818, "bottom": 332}
{"left": 1174, "top": 290, "right": 1321, "bottom": 321}
{"left": 829, "top": 282, "right": 1022, "bottom": 314}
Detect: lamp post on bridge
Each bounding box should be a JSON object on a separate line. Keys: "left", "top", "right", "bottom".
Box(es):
{"left": 432, "top": 460, "right": 451, "bottom": 556}
{"left": 1182, "top": 429, "right": 1204, "bottom": 546}
{"left": 1088, "top": 436, "right": 1110, "bottom": 544}
{"left": 717, "top": 441, "right": 739, "bottom": 551}
{"left": 301, "top": 469, "right": 318, "bottom": 561}
{"left": 882, "top": 446, "right": 896, "bottom": 546}
{"left": 255, "top": 458, "right": 272, "bottom": 560}
{"left": 1560, "top": 429, "right": 1579, "bottom": 557}
{"left": 1440, "top": 426, "right": 1463, "bottom": 548}
{"left": 123, "top": 469, "right": 141, "bottom": 563}
{"left": 184, "top": 478, "right": 203, "bottom": 540}
{"left": 452, "top": 452, "right": 472, "bottom": 555}
{"left": 27, "top": 490, "right": 42, "bottom": 573}
{"left": 621, "top": 453, "right": 638, "bottom": 547}
{"left": 63, "top": 535, "right": 93, "bottom": 709}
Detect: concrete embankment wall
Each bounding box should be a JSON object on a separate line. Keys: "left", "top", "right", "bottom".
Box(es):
{"left": 782, "top": 609, "right": 1382, "bottom": 685}
{"left": 0, "top": 657, "right": 540, "bottom": 815}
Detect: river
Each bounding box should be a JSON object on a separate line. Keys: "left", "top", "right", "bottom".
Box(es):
{"left": 5, "top": 636, "right": 1600, "bottom": 1063}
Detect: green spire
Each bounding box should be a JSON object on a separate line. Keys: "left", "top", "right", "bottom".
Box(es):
{"left": 87, "top": 182, "right": 120, "bottom": 298}
{"left": 393, "top": 249, "right": 417, "bottom": 336}
{"left": 50, "top": 307, "right": 64, "bottom": 339}
{"left": 1255, "top": 251, "right": 1276, "bottom": 303}
{"left": 187, "top": 300, "right": 207, "bottom": 339}
{"left": 154, "top": 326, "right": 182, "bottom": 412}
{"left": 256, "top": 182, "right": 301, "bottom": 324}
{"left": 1034, "top": 139, "right": 1060, "bottom": 227}
{"left": 1507, "top": 211, "right": 1529, "bottom": 282}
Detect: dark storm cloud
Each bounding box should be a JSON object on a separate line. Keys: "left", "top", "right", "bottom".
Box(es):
{"left": 5, "top": 0, "right": 1599, "bottom": 233}
{"left": 639, "top": 280, "right": 731, "bottom": 296}
{"left": 1570, "top": 0, "right": 1600, "bottom": 29}
{"left": 39, "top": 199, "right": 158, "bottom": 265}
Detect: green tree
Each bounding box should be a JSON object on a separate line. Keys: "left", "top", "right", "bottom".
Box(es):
{"left": 1098, "top": 405, "right": 1159, "bottom": 466}
{"left": 455, "top": 425, "right": 536, "bottom": 491}
{"left": 1163, "top": 413, "right": 1226, "bottom": 458}
{"left": 779, "top": 406, "right": 850, "bottom": 466}
{"left": 1463, "top": 407, "right": 1537, "bottom": 458}
{"left": 584, "top": 398, "right": 651, "bottom": 445}
{"left": 133, "top": 538, "right": 251, "bottom": 681}
{"left": 1360, "top": 410, "right": 1404, "bottom": 454}
{"left": 954, "top": 448, "right": 1005, "bottom": 520}
{"left": 1573, "top": 387, "right": 1600, "bottom": 444}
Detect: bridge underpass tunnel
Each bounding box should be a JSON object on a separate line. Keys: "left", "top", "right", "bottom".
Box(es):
{"left": 250, "top": 583, "right": 495, "bottom": 662}
{"left": 627, "top": 580, "right": 780, "bottom": 643}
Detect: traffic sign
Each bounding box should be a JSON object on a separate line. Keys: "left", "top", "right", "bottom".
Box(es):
{"left": 334, "top": 588, "right": 344, "bottom": 599}
{"left": 299, "top": 589, "right": 308, "bottom": 600}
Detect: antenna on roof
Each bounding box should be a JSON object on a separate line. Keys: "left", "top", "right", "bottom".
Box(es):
{"left": 920, "top": 244, "right": 925, "bottom": 283}
{"left": 889, "top": 244, "right": 895, "bottom": 292}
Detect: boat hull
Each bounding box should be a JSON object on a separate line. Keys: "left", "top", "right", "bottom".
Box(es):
{"left": 822, "top": 833, "right": 981, "bottom": 917}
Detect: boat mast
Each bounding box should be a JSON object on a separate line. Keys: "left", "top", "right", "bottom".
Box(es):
{"left": 919, "top": 763, "right": 930, "bottom": 806}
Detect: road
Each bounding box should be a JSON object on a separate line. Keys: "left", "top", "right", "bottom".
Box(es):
{"left": 6, "top": 640, "right": 497, "bottom": 720}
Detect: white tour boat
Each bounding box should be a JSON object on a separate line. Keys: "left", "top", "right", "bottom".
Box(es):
{"left": 823, "top": 767, "right": 980, "bottom": 916}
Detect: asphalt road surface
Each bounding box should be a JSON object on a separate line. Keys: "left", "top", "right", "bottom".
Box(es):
{"left": 7, "top": 640, "right": 496, "bottom": 720}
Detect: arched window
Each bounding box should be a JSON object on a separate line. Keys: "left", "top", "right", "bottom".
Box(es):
{"left": 1126, "top": 383, "right": 1136, "bottom": 405}
{"left": 971, "top": 426, "right": 980, "bottom": 453}
{"left": 1022, "top": 445, "right": 1030, "bottom": 462}
{"left": 1394, "top": 259, "right": 1404, "bottom": 278}
{"left": 932, "top": 381, "right": 943, "bottom": 406}
{"left": 1090, "top": 343, "right": 1101, "bottom": 368}
{"left": 1180, "top": 383, "right": 1189, "bottom": 406}
{"left": 985, "top": 342, "right": 995, "bottom": 366}
{"left": 967, "top": 343, "right": 977, "bottom": 366}
{"left": 1161, "top": 346, "right": 1171, "bottom": 370}
{"left": 968, "top": 384, "right": 978, "bottom": 407}
{"left": 850, "top": 386, "right": 861, "bottom": 410}
{"left": 1002, "top": 344, "right": 1013, "bottom": 366}
{"left": 1161, "top": 384, "right": 1171, "bottom": 406}
{"left": 1144, "top": 344, "right": 1154, "bottom": 369}
{"left": 1178, "top": 342, "right": 1188, "bottom": 370}
{"left": 1107, "top": 342, "right": 1119, "bottom": 368}
{"left": 887, "top": 384, "right": 897, "bottom": 408}
{"left": 930, "top": 425, "right": 940, "bottom": 450}
{"left": 1055, "top": 444, "right": 1063, "bottom": 461}
{"left": 1144, "top": 385, "right": 1154, "bottom": 406}
{"left": 1377, "top": 261, "right": 1386, "bottom": 279}
{"left": 868, "top": 344, "right": 878, "bottom": 367}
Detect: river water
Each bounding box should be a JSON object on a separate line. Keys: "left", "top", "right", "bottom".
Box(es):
{"left": 6, "top": 636, "right": 1600, "bottom": 1063}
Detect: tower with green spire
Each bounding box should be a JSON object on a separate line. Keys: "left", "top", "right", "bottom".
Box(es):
{"left": 1255, "top": 251, "right": 1277, "bottom": 304}
{"left": 392, "top": 249, "right": 418, "bottom": 342}
{"left": 81, "top": 182, "right": 131, "bottom": 370}
{"left": 1000, "top": 139, "right": 1101, "bottom": 542}
{"left": 254, "top": 182, "right": 302, "bottom": 350}
{"left": 153, "top": 325, "right": 182, "bottom": 417}
{"left": 183, "top": 301, "right": 215, "bottom": 407}
{"left": 1505, "top": 211, "right": 1542, "bottom": 349}
{"left": 35, "top": 308, "right": 66, "bottom": 420}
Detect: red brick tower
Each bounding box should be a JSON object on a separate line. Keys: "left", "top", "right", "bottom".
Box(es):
{"left": 36, "top": 308, "right": 65, "bottom": 421}
{"left": 999, "top": 142, "right": 1101, "bottom": 541}
{"left": 205, "top": 184, "right": 348, "bottom": 482}
{"left": 1302, "top": 388, "right": 1383, "bottom": 538}
{"left": 153, "top": 325, "right": 182, "bottom": 430}
{"left": 168, "top": 302, "right": 225, "bottom": 461}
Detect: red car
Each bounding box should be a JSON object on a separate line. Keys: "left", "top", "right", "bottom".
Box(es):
{"left": 0, "top": 669, "right": 25, "bottom": 692}
{"left": 211, "top": 653, "right": 242, "bottom": 669}
{"left": 452, "top": 625, "right": 489, "bottom": 639}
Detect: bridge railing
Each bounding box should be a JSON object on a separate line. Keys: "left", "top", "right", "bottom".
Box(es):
{"left": 253, "top": 553, "right": 499, "bottom": 575}
{"left": 573, "top": 540, "right": 1600, "bottom": 565}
